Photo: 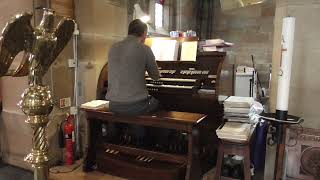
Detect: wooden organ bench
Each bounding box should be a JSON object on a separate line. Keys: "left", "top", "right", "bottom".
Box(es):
{"left": 82, "top": 109, "right": 207, "bottom": 180}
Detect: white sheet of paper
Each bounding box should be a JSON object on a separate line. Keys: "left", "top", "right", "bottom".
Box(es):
{"left": 180, "top": 41, "right": 198, "bottom": 61}
{"left": 151, "top": 39, "right": 179, "bottom": 61}
{"left": 81, "top": 100, "right": 109, "bottom": 109}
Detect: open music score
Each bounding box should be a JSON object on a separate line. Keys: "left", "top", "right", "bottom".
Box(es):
{"left": 146, "top": 37, "right": 199, "bottom": 62}
{"left": 180, "top": 41, "right": 198, "bottom": 61}
{"left": 151, "top": 39, "right": 179, "bottom": 61}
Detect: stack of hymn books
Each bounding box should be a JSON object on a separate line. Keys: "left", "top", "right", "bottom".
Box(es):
{"left": 81, "top": 100, "right": 109, "bottom": 110}
{"left": 201, "top": 39, "right": 233, "bottom": 52}
{"left": 223, "top": 96, "right": 254, "bottom": 123}
{"left": 216, "top": 122, "right": 252, "bottom": 142}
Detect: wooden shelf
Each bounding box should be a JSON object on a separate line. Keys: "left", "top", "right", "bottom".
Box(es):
{"left": 146, "top": 37, "right": 199, "bottom": 43}
{"left": 197, "top": 51, "right": 226, "bottom": 57}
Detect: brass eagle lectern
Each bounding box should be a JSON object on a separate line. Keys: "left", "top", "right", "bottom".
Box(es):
{"left": 0, "top": 9, "right": 75, "bottom": 180}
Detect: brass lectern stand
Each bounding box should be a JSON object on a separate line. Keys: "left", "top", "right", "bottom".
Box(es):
{"left": 0, "top": 9, "right": 75, "bottom": 180}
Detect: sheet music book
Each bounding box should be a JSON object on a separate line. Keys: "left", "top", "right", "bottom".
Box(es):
{"left": 151, "top": 39, "right": 179, "bottom": 61}
{"left": 202, "top": 39, "right": 233, "bottom": 52}
{"left": 223, "top": 96, "right": 254, "bottom": 108}
{"left": 180, "top": 41, "right": 198, "bottom": 61}
{"left": 203, "top": 46, "right": 227, "bottom": 52}
{"left": 224, "top": 107, "right": 250, "bottom": 114}
{"left": 205, "top": 39, "right": 234, "bottom": 46}
{"left": 216, "top": 122, "right": 252, "bottom": 141}
{"left": 81, "top": 100, "right": 109, "bottom": 110}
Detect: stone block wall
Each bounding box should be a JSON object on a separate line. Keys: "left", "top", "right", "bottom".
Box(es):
{"left": 0, "top": 0, "right": 33, "bottom": 170}
{"left": 70, "top": 0, "right": 128, "bottom": 156}
{"left": 213, "top": 0, "right": 275, "bottom": 90}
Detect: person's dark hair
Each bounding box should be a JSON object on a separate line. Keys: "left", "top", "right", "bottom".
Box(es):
{"left": 128, "top": 19, "right": 148, "bottom": 37}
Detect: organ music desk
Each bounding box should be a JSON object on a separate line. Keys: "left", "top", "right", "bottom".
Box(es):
{"left": 83, "top": 49, "right": 228, "bottom": 180}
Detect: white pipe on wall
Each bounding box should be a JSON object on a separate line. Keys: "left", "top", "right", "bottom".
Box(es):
{"left": 72, "top": 23, "right": 81, "bottom": 157}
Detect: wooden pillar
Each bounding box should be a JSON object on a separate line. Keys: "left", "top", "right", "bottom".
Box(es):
{"left": 51, "top": 0, "right": 74, "bottom": 17}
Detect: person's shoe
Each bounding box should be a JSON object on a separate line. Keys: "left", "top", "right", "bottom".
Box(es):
{"left": 231, "top": 164, "right": 242, "bottom": 179}
{"left": 221, "top": 164, "right": 231, "bottom": 177}
{"left": 83, "top": 162, "right": 97, "bottom": 172}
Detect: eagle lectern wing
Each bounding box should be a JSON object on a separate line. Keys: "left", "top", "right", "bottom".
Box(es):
{"left": 0, "top": 12, "right": 33, "bottom": 76}
{"left": 43, "top": 17, "right": 75, "bottom": 70}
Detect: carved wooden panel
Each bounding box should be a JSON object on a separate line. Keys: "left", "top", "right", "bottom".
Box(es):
{"left": 51, "top": 0, "right": 74, "bottom": 17}
{"left": 286, "top": 127, "right": 320, "bottom": 180}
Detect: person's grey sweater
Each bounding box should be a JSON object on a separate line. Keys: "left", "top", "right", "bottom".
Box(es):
{"left": 106, "top": 35, "right": 160, "bottom": 103}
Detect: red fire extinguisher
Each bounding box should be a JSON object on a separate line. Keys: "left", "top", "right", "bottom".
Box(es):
{"left": 158, "top": 0, "right": 165, "bottom": 5}
{"left": 64, "top": 114, "right": 75, "bottom": 165}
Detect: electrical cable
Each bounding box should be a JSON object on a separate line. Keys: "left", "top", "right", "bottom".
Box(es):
{"left": 251, "top": 55, "right": 265, "bottom": 97}
{"left": 49, "top": 160, "right": 82, "bottom": 174}
{"left": 251, "top": 55, "right": 263, "bottom": 90}
{"left": 72, "top": 22, "right": 81, "bottom": 159}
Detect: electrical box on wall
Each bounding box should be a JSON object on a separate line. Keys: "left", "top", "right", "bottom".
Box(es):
{"left": 234, "top": 66, "right": 257, "bottom": 98}
{"left": 60, "top": 97, "right": 71, "bottom": 108}
{"left": 68, "top": 59, "right": 76, "bottom": 67}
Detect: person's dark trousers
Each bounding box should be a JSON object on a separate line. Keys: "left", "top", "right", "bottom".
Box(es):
{"left": 108, "top": 96, "right": 160, "bottom": 145}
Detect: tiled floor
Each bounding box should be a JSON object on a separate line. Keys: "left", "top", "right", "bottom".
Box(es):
{"left": 0, "top": 162, "right": 124, "bottom": 180}
{"left": 0, "top": 162, "right": 263, "bottom": 180}
{"left": 50, "top": 168, "right": 126, "bottom": 180}
{"left": 50, "top": 166, "right": 215, "bottom": 180}
{"left": 0, "top": 163, "right": 33, "bottom": 180}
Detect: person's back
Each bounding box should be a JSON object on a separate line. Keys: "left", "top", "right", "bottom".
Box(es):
{"left": 105, "top": 19, "right": 172, "bottom": 147}
{"left": 107, "top": 36, "right": 157, "bottom": 103}
{"left": 106, "top": 19, "right": 160, "bottom": 116}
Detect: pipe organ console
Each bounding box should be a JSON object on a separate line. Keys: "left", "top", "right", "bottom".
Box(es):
{"left": 84, "top": 50, "right": 227, "bottom": 180}
{"left": 145, "top": 52, "right": 224, "bottom": 112}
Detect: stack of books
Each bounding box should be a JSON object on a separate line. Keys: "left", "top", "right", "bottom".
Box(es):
{"left": 81, "top": 100, "right": 109, "bottom": 110}
{"left": 223, "top": 96, "right": 254, "bottom": 123}
{"left": 201, "top": 39, "right": 233, "bottom": 52}
{"left": 216, "top": 122, "right": 252, "bottom": 142}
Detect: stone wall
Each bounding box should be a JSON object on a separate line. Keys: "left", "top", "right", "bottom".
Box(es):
{"left": 174, "top": 0, "right": 197, "bottom": 31}
{"left": 73, "top": 0, "right": 127, "bottom": 103}
{"left": 213, "top": 0, "right": 275, "bottom": 89}
{"left": 71, "top": 0, "right": 128, "bottom": 156}
{"left": 0, "top": 0, "right": 34, "bottom": 170}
